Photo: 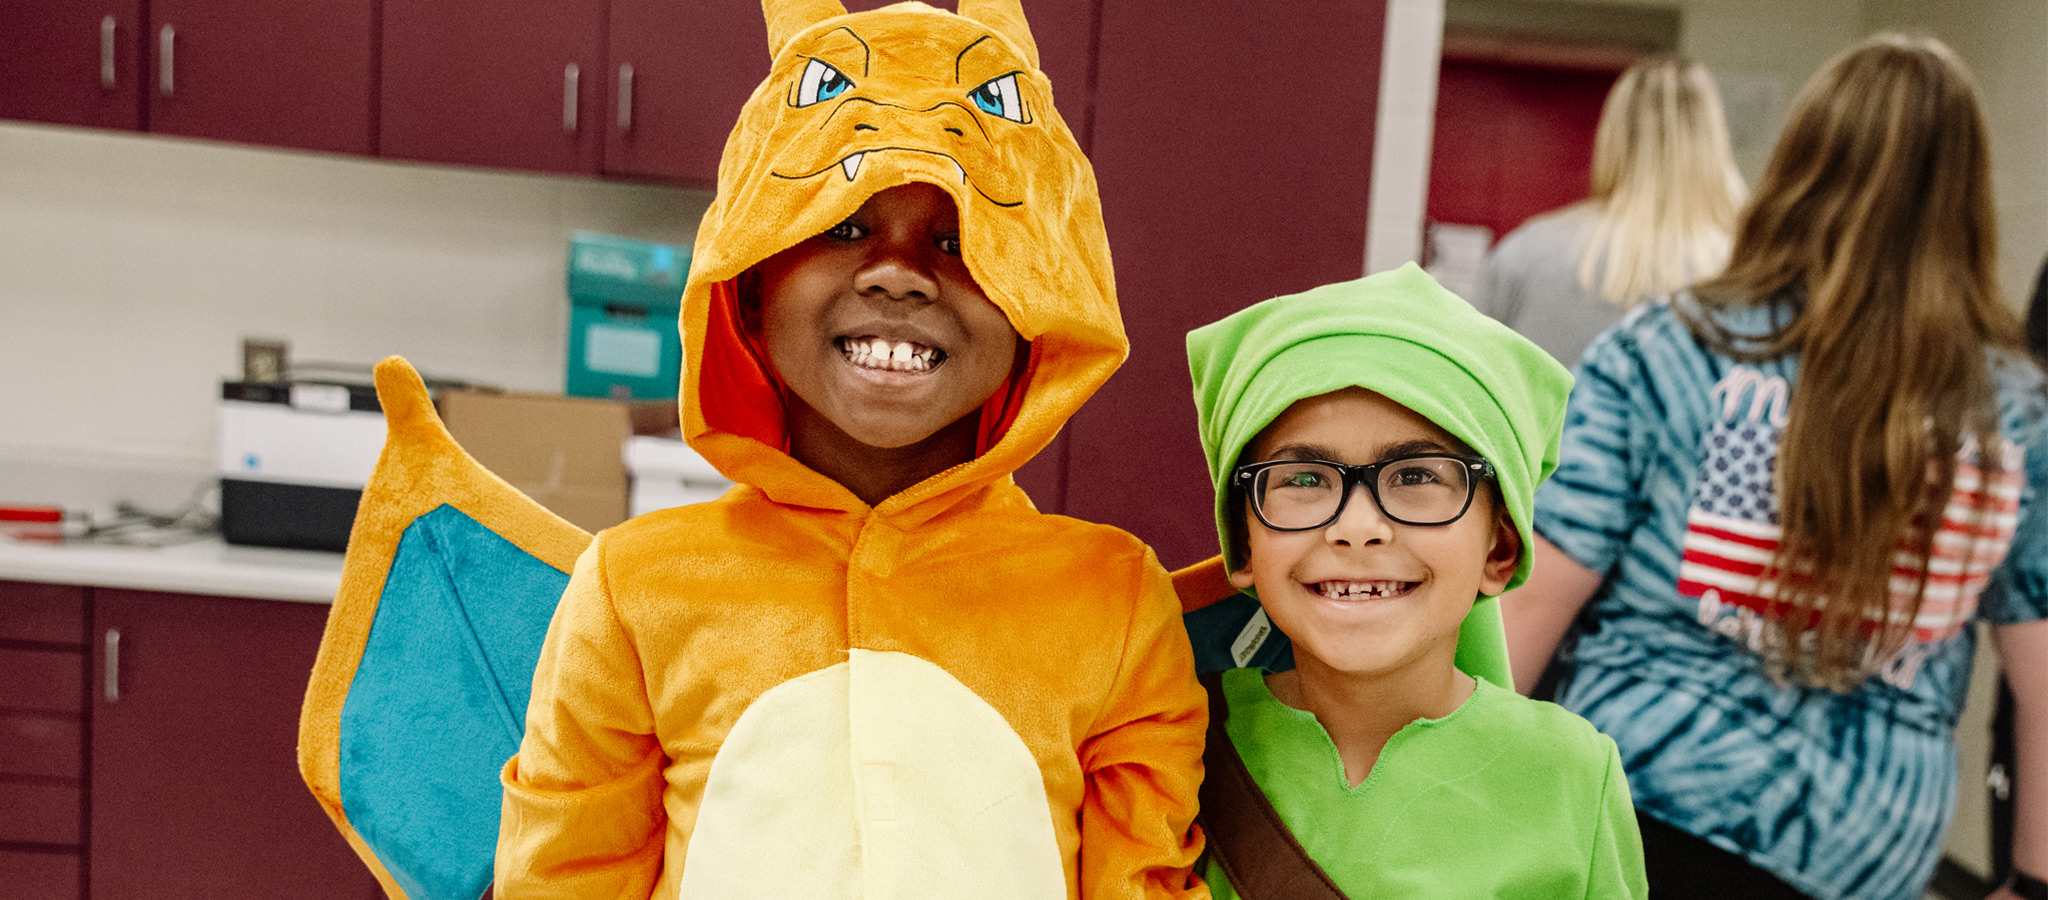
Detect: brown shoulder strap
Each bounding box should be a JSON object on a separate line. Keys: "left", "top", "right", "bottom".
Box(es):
{"left": 1196, "top": 671, "right": 1352, "bottom": 900}
{"left": 1171, "top": 555, "right": 1238, "bottom": 614}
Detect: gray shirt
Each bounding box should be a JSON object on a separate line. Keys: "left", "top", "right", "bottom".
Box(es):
{"left": 1469, "top": 205, "right": 1620, "bottom": 368}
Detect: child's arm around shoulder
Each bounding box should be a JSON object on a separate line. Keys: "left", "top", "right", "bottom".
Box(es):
{"left": 497, "top": 530, "right": 668, "bottom": 898}
{"left": 1077, "top": 542, "right": 1212, "bottom": 900}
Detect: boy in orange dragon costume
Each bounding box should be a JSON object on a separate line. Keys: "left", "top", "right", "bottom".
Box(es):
{"left": 298, "top": 1, "right": 1208, "bottom": 898}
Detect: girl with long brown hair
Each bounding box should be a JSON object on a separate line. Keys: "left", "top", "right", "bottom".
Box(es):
{"left": 1502, "top": 34, "right": 2048, "bottom": 900}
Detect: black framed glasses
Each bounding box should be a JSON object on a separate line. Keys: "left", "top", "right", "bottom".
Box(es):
{"left": 1233, "top": 454, "right": 1496, "bottom": 531}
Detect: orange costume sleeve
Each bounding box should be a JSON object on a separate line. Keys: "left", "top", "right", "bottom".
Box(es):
{"left": 496, "top": 535, "right": 668, "bottom": 897}
{"left": 1080, "top": 559, "right": 1210, "bottom": 898}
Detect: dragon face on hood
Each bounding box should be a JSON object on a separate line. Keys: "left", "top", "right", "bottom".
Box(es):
{"left": 683, "top": 0, "right": 1123, "bottom": 518}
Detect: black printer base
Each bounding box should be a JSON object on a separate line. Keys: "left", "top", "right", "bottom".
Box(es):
{"left": 219, "top": 479, "right": 362, "bottom": 553}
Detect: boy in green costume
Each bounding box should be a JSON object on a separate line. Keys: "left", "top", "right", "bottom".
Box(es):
{"left": 1183, "top": 264, "right": 1647, "bottom": 898}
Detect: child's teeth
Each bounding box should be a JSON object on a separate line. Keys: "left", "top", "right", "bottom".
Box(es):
{"left": 843, "top": 337, "right": 940, "bottom": 372}
{"left": 1320, "top": 580, "right": 1406, "bottom": 599}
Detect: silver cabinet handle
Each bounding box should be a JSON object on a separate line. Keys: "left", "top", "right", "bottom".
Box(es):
{"left": 616, "top": 63, "right": 634, "bottom": 133}
{"left": 158, "top": 25, "right": 174, "bottom": 97}
{"left": 100, "top": 16, "right": 117, "bottom": 88}
{"left": 562, "top": 63, "right": 580, "bottom": 133}
{"left": 103, "top": 628, "right": 121, "bottom": 702}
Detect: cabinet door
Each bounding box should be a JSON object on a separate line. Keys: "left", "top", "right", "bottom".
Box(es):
{"left": 0, "top": 0, "right": 144, "bottom": 131}
{"left": 145, "top": 0, "right": 376, "bottom": 154}
{"left": 601, "top": 0, "right": 767, "bottom": 184}
{"left": 0, "top": 581, "right": 88, "bottom": 900}
{"left": 1059, "top": 1, "right": 1387, "bottom": 568}
{"left": 89, "top": 589, "right": 376, "bottom": 900}
{"left": 381, "top": 0, "right": 608, "bottom": 175}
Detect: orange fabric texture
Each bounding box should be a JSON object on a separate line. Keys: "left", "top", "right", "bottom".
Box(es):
{"left": 495, "top": 1, "right": 1207, "bottom": 897}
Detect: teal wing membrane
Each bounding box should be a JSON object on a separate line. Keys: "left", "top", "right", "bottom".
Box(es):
{"left": 341, "top": 506, "right": 567, "bottom": 899}
{"left": 300, "top": 358, "right": 593, "bottom": 900}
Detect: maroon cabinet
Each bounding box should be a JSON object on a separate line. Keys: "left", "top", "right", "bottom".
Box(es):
{"left": 0, "top": 0, "right": 375, "bottom": 153}
{"left": 380, "top": 0, "right": 609, "bottom": 175}
{"left": 0, "top": 581, "right": 89, "bottom": 900}
{"left": 1051, "top": 1, "right": 1388, "bottom": 568}
{"left": 0, "top": 1, "right": 145, "bottom": 131}
{"left": 146, "top": 0, "right": 377, "bottom": 153}
{"left": 602, "top": 0, "right": 767, "bottom": 185}
{"left": 0, "top": 580, "right": 375, "bottom": 899}
{"left": 87, "top": 588, "right": 374, "bottom": 900}
{"left": 1, "top": 0, "right": 1111, "bottom": 187}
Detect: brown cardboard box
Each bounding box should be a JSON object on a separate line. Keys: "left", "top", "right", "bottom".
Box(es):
{"left": 438, "top": 389, "right": 630, "bottom": 532}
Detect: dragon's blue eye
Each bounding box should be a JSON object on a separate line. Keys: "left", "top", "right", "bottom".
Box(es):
{"left": 968, "top": 74, "right": 1024, "bottom": 122}
{"left": 797, "top": 58, "right": 852, "bottom": 107}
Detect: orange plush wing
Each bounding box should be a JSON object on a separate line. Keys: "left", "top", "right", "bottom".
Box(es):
{"left": 298, "top": 357, "right": 592, "bottom": 900}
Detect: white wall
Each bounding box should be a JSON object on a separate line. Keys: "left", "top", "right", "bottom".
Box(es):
{"left": 1664, "top": 0, "right": 1865, "bottom": 178}
{"left": 0, "top": 122, "right": 711, "bottom": 492}
{"left": 1366, "top": 0, "right": 1448, "bottom": 275}
{"left": 1861, "top": 0, "right": 2048, "bottom": 311}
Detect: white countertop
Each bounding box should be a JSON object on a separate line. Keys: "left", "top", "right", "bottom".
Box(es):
{"left": 0, "top": 535, "right": 345, "bottom": 604}
{"left": 0, "top": 447, "right": 346, "bottom": 603}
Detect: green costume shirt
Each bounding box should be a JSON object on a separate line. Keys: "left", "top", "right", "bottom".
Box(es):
{"left": 1202, "top": 668, "right": 1647, "bottom": 900}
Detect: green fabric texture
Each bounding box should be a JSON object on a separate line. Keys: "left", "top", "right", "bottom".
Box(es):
{"left": 1185, "top": 263, "right": 1573, "bottom": 687}
{"left": 1203, "top": 668, "right": 1647, "bottom": 899}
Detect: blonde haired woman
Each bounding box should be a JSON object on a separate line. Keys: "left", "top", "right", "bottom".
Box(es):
{"left": 1503, "top": 34, "right": 2048, "bottom": 900}
{"left": 1472, "top": 57, "right": 1746, "bottom": 365}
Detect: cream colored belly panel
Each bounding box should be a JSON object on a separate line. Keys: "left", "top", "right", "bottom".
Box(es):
{"left": 676, "top": 648, "right": 1065, "bottom": 898}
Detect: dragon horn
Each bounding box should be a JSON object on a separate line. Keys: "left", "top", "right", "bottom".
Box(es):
{"left": 764, "top": 0, "right": 848, "bottom": 58}
{"left": 956, "top": 0, "right": 1040, "bottom": 70}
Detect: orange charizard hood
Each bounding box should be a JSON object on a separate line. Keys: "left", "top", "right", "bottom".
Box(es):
{"left": 683, "top": 0, "right": 1121, "bottom": 519}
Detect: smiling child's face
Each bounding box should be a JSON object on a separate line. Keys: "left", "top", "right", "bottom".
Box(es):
{"left": 753, "top": 182, "right": 1021, "bottom": 452}
{"left": 1228, "top": 387, "right": 1521, "bottom": 680}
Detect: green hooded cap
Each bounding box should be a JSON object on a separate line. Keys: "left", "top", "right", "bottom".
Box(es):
{"left": 1186, "top": 263, "right": 1573, "bottom": 687}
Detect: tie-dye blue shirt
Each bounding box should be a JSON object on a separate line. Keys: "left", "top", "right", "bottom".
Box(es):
{"left": 1537, "top": 294, "right": 2048, "bottom": 900}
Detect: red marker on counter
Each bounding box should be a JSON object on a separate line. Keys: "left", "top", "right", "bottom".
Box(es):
{"left": 0, "top": 505, "right": 65, "bottom": 542}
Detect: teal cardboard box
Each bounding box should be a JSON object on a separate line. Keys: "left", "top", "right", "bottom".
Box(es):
{"left": 566, "top": 231, "right": 688, "bottom": 400}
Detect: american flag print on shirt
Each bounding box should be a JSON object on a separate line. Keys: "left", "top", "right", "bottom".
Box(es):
{"left": 1676, "top": 366, "right": 2025, "bottom": 688}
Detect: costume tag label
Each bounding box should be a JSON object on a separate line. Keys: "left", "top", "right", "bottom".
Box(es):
{"left": 1230, "top": 608, "right": 1271, "bottom": 668}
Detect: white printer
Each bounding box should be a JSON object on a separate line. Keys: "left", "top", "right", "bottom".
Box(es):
{"left": 216, "top": 381, "right": 385, "bottom": 552}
